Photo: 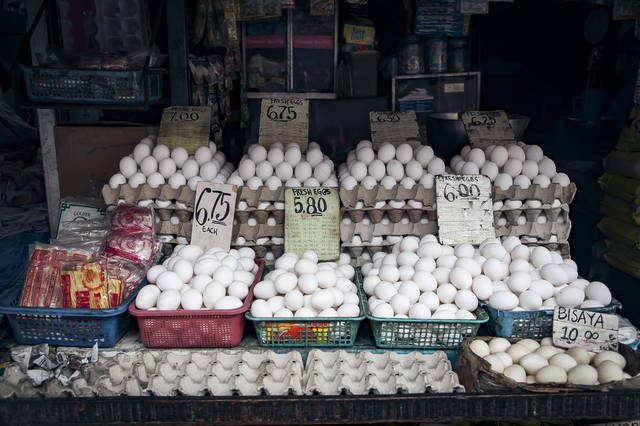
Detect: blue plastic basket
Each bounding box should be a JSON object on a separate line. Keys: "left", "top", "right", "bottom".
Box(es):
{"left": 482, "top": 299, "right": 622, "bottom": 339}
{"left": 22, "top": 66, "right": 163, "bottom": 104}
{"left": 0, "top": 277, "right": 141, "bottom": 347}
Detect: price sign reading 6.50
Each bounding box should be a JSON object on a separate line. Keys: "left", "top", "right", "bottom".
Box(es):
{"left": 190, "top": 182, "right": 237, "bottom": 251}
{"left": 285, "top": 187, "right": 339, "bottom": 261}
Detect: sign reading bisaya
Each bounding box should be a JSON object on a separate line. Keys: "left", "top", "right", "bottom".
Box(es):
{"left": 158, "top": 106, "right": 212, "bottom": 154}
{"left": 552, "top": 306, "right": 619, "bottom": 353}
{"left": 285, "top": 187, "right": 339, "bottom": 261}
{"left": 190, "top": 182, "right": 237, "bottom": 251}
{"left": 435, "top": 174, "right": 494, "bottom": 245}
{"left": 259, "top": 98, "right": 309, "bottom": 151}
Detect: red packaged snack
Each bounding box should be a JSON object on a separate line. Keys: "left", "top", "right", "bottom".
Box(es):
{"left": 109, "top": 204, "right": 154, "bottom": 233}
{"left": 104, "top": 232, "right": 157, "bottom": 265}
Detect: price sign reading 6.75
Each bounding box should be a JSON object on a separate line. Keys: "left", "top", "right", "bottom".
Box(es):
{"left": 259, "top": 98, "right": 309, "bottom": 150}
{"left": 285, "top": 187, "right": 339, "bottom": 261}
{"left": 190, "top": 182, "right": 237, "bottom": 251}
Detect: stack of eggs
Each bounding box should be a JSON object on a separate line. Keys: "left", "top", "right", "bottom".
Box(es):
{"left": 449, "top": 143, "right": 573, "bottom": 243}
{"left": 250, "top": 250, "right": 361, "bottom": 318}
{"left": 338, "top": 141, "right": 444, "bottom": 247}
{"left": 228, "top": 142, "right": 337, "bottom": 251}
{"left": 135, "top": 245, "right": 258, "bottom": 311}
{"left": 471, "top": 337, "right": 632, "bottom": 385}
{"left": 361, "top": 235, "right": 614, "bottom": 318}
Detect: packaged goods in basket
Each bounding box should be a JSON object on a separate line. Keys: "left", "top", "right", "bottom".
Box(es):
{"left": 246, "top": 250, "right": 365, "bottom": 347}
{"left": 455, "top": 336, "right": 640, "bottom": 392}
{"left": 338, "top": 140, "right": 441, "bottom": 208}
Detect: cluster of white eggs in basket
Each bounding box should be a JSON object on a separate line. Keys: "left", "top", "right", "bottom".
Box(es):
{"left": 227, "top": 142, "right": 338, "bottom": 190}
{"left": 250, "top": 251, "right": 361, "bottom": 318}
{"left": 362, "top": 235, "right": 613, "bottom": 317}
{"left": 339, "top": 140, "right": 445, "bottom": 192}
{"left": 450, "top": 143, "right": 571, "bottom": 190}
{"left": 135, "top": 245, "right": 258, "bottom": 311}
{"left": 110, "top": 137, "right": 233, "bottom": 191}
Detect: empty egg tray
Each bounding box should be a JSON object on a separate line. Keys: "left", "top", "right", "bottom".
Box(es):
{"left": 495, "top": 220, "right": 572, "bottom": 243}
{"left": 234, "top": 224, "right": 284, "bottom": 242}
{"left": 340, "top": 222, "right": 437, "bottom": 244}
{"left": 342, "top": 206, "right": 437, "bottom": 224}
{"left": 493, "top": 182, "right": 577, "bottom": 204}
{"left": 233, "top": 243, "right": 284, "bottom": 259}
{"left": 236, "top": 207, "right": 284, "bottom": 224}
{"left": 494, "top": 205, "right": 568, "bottom": 225}
{"left": 339, "top": 184, "right": 436, "bottom": 209}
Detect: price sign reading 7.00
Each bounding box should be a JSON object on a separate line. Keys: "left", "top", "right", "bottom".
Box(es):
{"left": 190, "top": 182, "right": 237, "bottom": 251}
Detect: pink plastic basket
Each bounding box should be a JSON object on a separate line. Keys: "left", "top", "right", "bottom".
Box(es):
{"left": 129, "top": 260, "right": 264, "bottom": 348}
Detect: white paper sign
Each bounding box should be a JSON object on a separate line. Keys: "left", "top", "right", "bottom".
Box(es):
{"left": 369, "top": 111, "right": 421, "bottom": 148}
{"left": 190, "top": 182, "right": 237, "bottom": 251}
{"left": 436, "top": 174, "right": 494, "bottom": 245}
{"left": 553, "top": 306, "right": 619, "bottom": 352}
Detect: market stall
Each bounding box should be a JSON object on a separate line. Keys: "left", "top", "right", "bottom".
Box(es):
{"left": 1, "top": 0, "right": 640, "bottom": 424}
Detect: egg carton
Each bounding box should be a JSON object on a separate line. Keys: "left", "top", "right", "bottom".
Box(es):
{"left": 495, "top": 220, "right": 572, "bottom": 243}
{"left": 493, "top": 182, "right": 577, "bottom": 204}
{"left": 339, "top": 184, "right": 436, "bottom": 209}
{"left": 521, "top": 241, "right": 571, "bottom": 258}
{"left": 494, "top": 205, "right": 568, "bottom": 225}
{"left": 102, "top": 184, "right": 196, "bottom": 209}
{"left": 0, "top": 349, "right": 304, "bottom": 398}
{"left": 233, "top": 224, "right": 284, "bottom": 242}
{"left": 340, "top": 222, "right": 437, "bottom": 243}
{"left": 236, "top": 207, "right": 284, "bottom": 224}
{"left": 233, "top": 243, "right": 284, "bottom": 259}
{"left": 157, "top": 221, "right": 192, "bottom": 239}
{"left": 303, "top": 350, "right": 464, "bottom": 395}
{"left": 342, "top": 206, "right": 437, "bottom": 224}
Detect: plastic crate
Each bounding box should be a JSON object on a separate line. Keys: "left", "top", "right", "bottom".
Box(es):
{"left": 129, "top": 260, "right": 265, "bottom": 348}
{"left": 481, "top": 299, "right": 622, "bottom": 339}
{"left": 0, "top": 278, "right": 142, "bottom": 348}
{"left": 245, "top": 267, "right": 366, "bottom": 348}
{"left": 22, "top": 66, "right": 163, "bottom": 104}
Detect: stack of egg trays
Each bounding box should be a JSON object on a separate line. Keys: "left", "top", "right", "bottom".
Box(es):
{"left": 493, "top": 206, "right": 571, "bottom": 242}
{"left": 339, "top": 184, "right": 436, "bottom": 209}
{"left": 303, "top": 349, "right": 464, "bottom": 395}
{"left": 234, "top": 206, "right": 284, "bottom": 243}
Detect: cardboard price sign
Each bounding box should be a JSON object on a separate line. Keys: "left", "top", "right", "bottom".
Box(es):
{"left": 190, "top": 182, "right": 237, "bottom": 251}
{"left": 460, "top": 110, "right": 515, "bottom": 148}
{"left": 285, "top": 187, "right": 339, "bottom": 260}
{"left": 436, "top": 174, "right": 494, "bottom": 245}
{"left": 369, "top": 111, "right": 421, "bottom": 148}
{"left": 158, "top": 106, "right": 212, "bottom": 154}
{"left": 259, "top": 98, "right": 309, "bottom": 151}
{"left": 553, "top": 306, "right": 619, "bottom": 352}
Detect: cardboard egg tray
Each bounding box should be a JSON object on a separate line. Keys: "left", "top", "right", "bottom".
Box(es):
{"left": 340, "top": 221, "right": 437, "bottom": 243}
{"left": 342, "top": 206, "right": 437, "bottom": 224}
{"left": 102, "top": 184, "right": 196, "bottom": 209}
{"left": 156, "top": 221, "right": 192, "bottom": 239}
{"left": 233, "top": 243, "right": 284, "bottom": 259}
{"left": 234, "top": 224, "right": 284, "bottom": 243}
{"left": 339, "top": 184, "right": 436, "bottom": 209}
{"left": 495, "top": 219, "right": 572, "bottom": 243}
{"left": 523, "top": 241, "right": 571, "bottom": 258}
{"left": 236, "top": 208, "right": 284, "bottom": 224}
{"left": 493, "top": 182, "right": 576, "bottom": 204}
{"left": 493, "top": 206, "right": 569, "bottom": 227}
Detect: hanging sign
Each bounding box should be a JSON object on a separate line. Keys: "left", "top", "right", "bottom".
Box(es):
{"left": 259, "top": 98, "right": 309, "bottom": 151}
{"left": 553, "top": 306, "right": 619, "bottom": 353}
{"left": 158, "top": 106, "right": 212, "bottom": 154}
{"left": 369, "top": 111, "right": 421, "bottom": 148}
{"left": 436, "top": 174, "right": 494, "bottom": 245}
{"left": 285, "top": 187, "right": 339, "bottom": 261}
{"left": 460, "top": 110, "right": 515, "bottom": 148}
{"left": 190, "top": 182, "right": 237, "bottom": 251}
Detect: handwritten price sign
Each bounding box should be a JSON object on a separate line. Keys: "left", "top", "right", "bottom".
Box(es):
{"left": 460, "top": 110, "right": 515, "bottom": 148}
{"left": 158, "top": 106, "right": 212, "bottom": 154}
{"left": 553, "top": 306, "right": 619, "bottom": 353}
{"left": 369, "top": 111, "right": 420, "bottom": 149}
{"left": 285, "top": 187, "right": 339, "bottom": 260}
{"left": 259, "top": 98, "right": 309, "bottom": 151}
{"left": 436, "top": 174, "right": 494, "bottom": 245}
{"left": 190, "top": 182, "right": 237, "bottom": 251}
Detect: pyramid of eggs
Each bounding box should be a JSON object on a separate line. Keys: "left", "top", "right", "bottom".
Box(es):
{"left": 229, "top": 142, "right": 338, "bottom": 262}
{"left": 338, "top": 140, "right": 444, "bottom": 255}
{"left": 102, "top": 136, "right": 233, "bottom": 245}
{"left": 449, "top": 143, "right": 576, "bottom": 245}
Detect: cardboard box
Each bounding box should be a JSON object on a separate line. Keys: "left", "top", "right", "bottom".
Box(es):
{"left": 56, "top": 123, "right": 147, "bottom": 198}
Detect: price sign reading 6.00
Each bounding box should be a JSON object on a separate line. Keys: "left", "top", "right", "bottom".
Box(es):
{"left": 190, "top": 182, "right": 237, "bottom": 251}
{"left": 442, "top": 182, "right": 482, "bottom": 202}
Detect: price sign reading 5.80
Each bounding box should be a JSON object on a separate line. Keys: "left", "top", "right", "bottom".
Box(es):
{"left": 190, "top": 182, "right": 237, "bottom": 251}
{"left": 292, "top": 188, "right": 331, "bottom": 216}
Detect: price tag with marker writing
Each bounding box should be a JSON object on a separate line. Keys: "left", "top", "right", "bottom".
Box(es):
{"left": 285, "top": 187, "right": 339, "bottom": 261}
{"left": 158, "top": 106, "right": 212, "bottom": 154}
{"left": 369, "top": 110, "right": 421, "bottom": 149}
{"left": 190, "top": 182, "right": 237, "bottom": 251}
{"left": 436, "top": 174, "right": 494, "bottom": 245}
{"left": 460, "top": 110, "right": 515, "bottom": 148}
{"left": 553, "top": 306, "right": 619, "bottom": 352}
{"left": 259, "top": 98, "right": 309, "bottom": 151}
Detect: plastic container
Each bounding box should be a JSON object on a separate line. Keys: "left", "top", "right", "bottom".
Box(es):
{"left": 0, "top": 278, "right": 142, "bottom": 348}
{"left": 245, "top": 267, "right": 366, "bottom": 347}
{"left": 399, "top": 36, "right": 424, "bottom": 75}
{"left": 447, "top": 38, "right": 469, "bottom": 72}
{"left": 481, "top": 299, "right": 622, "bottom": 339}
{"left": 426, "top": 38, "right": 447, "bottom": 73}
{"left": 22, "top": 66, "right": 163, "bottom": 104}
{"left": 129, "top": 260, "right": 265, "bottom": 348}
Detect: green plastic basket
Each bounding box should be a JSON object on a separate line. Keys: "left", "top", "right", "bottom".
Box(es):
{"left": 358, "top": 273, "right": 488, "bottom": 349}
{"left": 245, "top": 267, "right": 366, "bottom": 348}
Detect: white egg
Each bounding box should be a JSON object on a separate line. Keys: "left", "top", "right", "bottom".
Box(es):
{"left": 455, "top": 289, "right": 478, "bottom": 311}
{"left": 585, "top": 281, "right": 612, "bottom": 305}
{"left": 119, "top": 156, "right": 137, "bottom": 178}
{"left": 489, "top": 291, "right": 519, "bottom": 310}
{"left": 152, "top": 144, "right": 170, "bottom": 161}
{"left": 427, "top": 157, "right": 445, "bottom": 175}
{"left": 490, "top": 146, "right": 509, "bottom": 167}
{"left": 461, "top": 162, "right": 480, "bottom": 175}
{"left": 156, "top": 271, "right": 183, "bottom": 291}
{"left": 531, "top": 246, "right": 552, "bottom": 268}
{"left": 311, "top": 289, "right": 335, "bottom": 310}
{"left": 536, "top": 365, "right": 567, "bottom": 384}
{"left": 172, "top": 259, "right": 194, "bottom": 283}
{"left": 390, "top": 293, "right": 411, "bottom": 315}
{"left": 372, "top": 302, "right": 395, "bottom": 318}
{"left": 494, "top": 173, "right": 513, "bottom": 190}
{"left": 472, "top": 275, "right": 493, "bottom": 300}
{"left": 415, "top": 145, "right": 434, "bottom": 166}
{"left": 556, "top": 286, "right": 585, "bottom": 308}
{"left": 520, "top": 353, "right": 549, "bottom": 375}
{"left": 356, "top": 146, "right": 375, "bottom": 165}
{"left": 483, "top": 354, "right": 505, "bottom": 373}
{"left": 109, "top": 173, "right": 127, "bottom": 188}
{"left": 533, "top": 174, "right": 551, "bottom": 188}
{"left": 181, "top": 158, "right": 199, "bottom": 179}
{"left": 525, "top": 145, "right": 544, "bottom": 161}
{"left": 181, "top": 289, "right": 203, "bottom": 310}
{"left": 507, "top": 272, "right": 531, "bottom": 294}
{"left": 437, "top": 283, "right": 457, "bottom": 304}
{"left": 395, "top": 143, "right": 413, "bottom": 164}
{"left": 157, "top": 290, "right": 181, "bottom": 310}
{"left": 538, "top": 157, "right": 557, "bottom": 178}
{"left": 518, "top": 291, "right": 543, "bottom": 310}
{"left": 215, "top": 296, "right": 243, "bottom": 310}
{"left": 567, "top": 365, "right": 598, "bottom": 385}
{"left": 250, "top": 299, "right": 272, "bottom": 317}
{"left": 135, "top": 285, "right": 161, "bottom": 309}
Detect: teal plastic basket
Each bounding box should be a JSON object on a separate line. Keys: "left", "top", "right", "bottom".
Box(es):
{"left": 481, "top": 299, "right": 622, "bottom": 339}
